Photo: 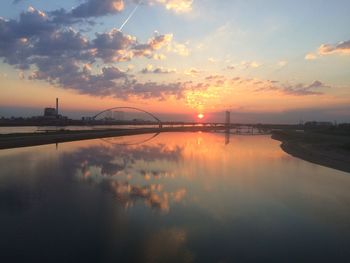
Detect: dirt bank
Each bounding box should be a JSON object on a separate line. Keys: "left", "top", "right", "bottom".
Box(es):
{"left": 272, "top": 130, "right": 350, "bottom": 174}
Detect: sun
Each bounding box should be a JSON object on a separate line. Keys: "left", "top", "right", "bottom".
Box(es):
{"left": 198, "top": 113, "right": 205, "bottom": 120}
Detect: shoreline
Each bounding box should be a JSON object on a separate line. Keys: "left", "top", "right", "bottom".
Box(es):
{"left": 2, "top": 127, "right": 349, "bottom": 175}
{"left": 272, "top": 131, "right": 350, "bottom": 174}
{"left": 0, "top": 126, "right": 226, "bottom": 150}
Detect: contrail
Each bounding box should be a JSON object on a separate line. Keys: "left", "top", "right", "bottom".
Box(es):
{"left": 119, "top": 0, "right": 143, "bottom": 32}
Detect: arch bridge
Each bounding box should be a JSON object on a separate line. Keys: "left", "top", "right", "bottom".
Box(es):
{"left": 92, "top": 107, "right": 163, "bottom": 128}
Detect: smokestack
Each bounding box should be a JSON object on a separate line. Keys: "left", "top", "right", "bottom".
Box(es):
{"left": 225, "top": 111, "right": 231, "bottom": 127}
{"left": 56, "top": 98, "right": 59, "bottom": 117}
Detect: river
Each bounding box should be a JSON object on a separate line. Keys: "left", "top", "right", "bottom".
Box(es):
{"left": 0, "top": 132, "right": 349, "bottom": 262}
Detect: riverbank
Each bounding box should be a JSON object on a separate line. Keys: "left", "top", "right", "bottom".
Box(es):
{"left": 272, "top": 130, "right": 350, "bottom": 173}
{"left": 0, "top": 126, "right": 226, "bottom": 150}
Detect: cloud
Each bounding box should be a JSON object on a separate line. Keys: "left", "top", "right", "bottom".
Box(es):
{"left": 305, "top": 53, "right": 317, "bottom": 60}
{"left": 184, "top": 67, "right": 201, "bottom": 76}
{"left": 28, "top": 56, "right": 183, "bottom": 100}
{"left": 0, "top": 7, "right": 56, "bottom": 69}
{"left": 318, "top": 40, "right": 350, "bottom": 55}
{"left": 182, "top": 76, "right": 334, "bottom": 112}
{"left": 240, "top": 61, "right": 261, "bottom": 69}
{"left": 282, "top": 80, "right": 327, "bottom": 96}
{"left": 167, "top": 41, "right": 190, "bottom": 56}
{"left": 153, "top": 53, "right": 167, "bottom": 60}
{"left": 208, "top": 57, "right": 218, "bottom": 63}
{"left": 72, "top": 0, "right": 124, "bottom": 17}
{"left": 5, "top": 2, "right": 330, "bottom": 106}
{"left": 306, "top": 39, "right": 350, "bottom": 59}
{"left": 278, "top": 60, "right": 288, "bottom": 67}
{"left": 133, "top": 33, "right": 173, "bottom": 57}
{"left": 129, "top": 81, "right": 184, "bottom": 99}
{"left": 48, "top": 0, "right": 126, "bottom": 25}
{"left": 205, "top": 75, "right": 225, "bottom": 81}
{"left": 255, "top": 80, "right": 328, "bottom": 96}
{"left": 18, "top": 71, "right": 25, "bottom": 80}
{"left": 204, "top": 75, "right": 228, "bottom": 86}
{"left": 148, "top": 33, "right": 173, "bottom": 49}
{"left": 0, "top": 6, "right": 189, "bottom": 100}
{"left": 141, "top": 65, "right": 176, "bottom": 74}
{"left": 29, "top": 57, "right": 128, "bottom": 96}
{"left": 151, "top": 0, "right": 193, "bottom": 13}
{"left": 181, "top": 75, "right": 336, "bottom": 112}
{"left": 34, "top": 28, "right": 90, "bottom": 56}
{"left": 92, "top": 28, "right": 137, "bottom": 62}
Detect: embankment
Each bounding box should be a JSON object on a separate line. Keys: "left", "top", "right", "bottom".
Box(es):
{"left": 272, "top": 130, "right": 350, "bottom": 173}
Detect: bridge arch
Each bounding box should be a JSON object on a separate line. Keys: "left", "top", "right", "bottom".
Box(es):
{"left": 92, "top": 107, "right": 162, "bottom": 128}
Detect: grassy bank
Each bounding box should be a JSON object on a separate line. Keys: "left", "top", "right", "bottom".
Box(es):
{"left": 272, "top": 130, "right": 350, "bottom": 173}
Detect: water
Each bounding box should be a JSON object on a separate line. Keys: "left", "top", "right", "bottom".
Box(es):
{"left": 0, "top": 124, "right": 207, "bottom": 134}
{"left": 0, "top": 125, "right": 159, "bottom": 134}
{"left": 0, "top": 132, "right": 349, "bottom": 263}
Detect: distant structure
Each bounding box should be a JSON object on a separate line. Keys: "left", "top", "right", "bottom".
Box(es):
{"left": 225, "top": 111, "right": 231, "bottom": 145}
{"left": 225, "top": 111, "right": 231, "bottom": 127}
{"left": 305, "top": 121, "right": 333, "bottom": 127}
{"left": 56, "top": 98, "right": 59, "bottom": 116}
{"left": 82, "top": 116, "right": 94, "bottom": 121}
{"left": 43, "top": 98, "right": 64, "bottom": 119}
{"left": 44, "top": 107, "right": 57, "bottom": 118}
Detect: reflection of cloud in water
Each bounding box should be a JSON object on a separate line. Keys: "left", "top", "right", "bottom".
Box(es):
{"left": 73, "top": 143, "right": 183, "bottom": 176}
{"left": 63, "top": 142, "right": 187, "bottom": 212}
{"left": 142, "top": 228, "right": 194, "bottom": 263}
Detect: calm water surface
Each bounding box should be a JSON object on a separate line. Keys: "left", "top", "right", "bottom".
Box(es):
{"left": 0, "top": 132, "right": 350, "bottom": 263}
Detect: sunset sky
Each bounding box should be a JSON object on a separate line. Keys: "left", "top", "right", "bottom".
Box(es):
{"left": 0, "top": 0, "right": 349, "bottom": 123}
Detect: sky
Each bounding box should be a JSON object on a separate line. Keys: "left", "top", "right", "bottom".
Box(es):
{"left": 0, "top": 0, "right": 349, "bottom": 123}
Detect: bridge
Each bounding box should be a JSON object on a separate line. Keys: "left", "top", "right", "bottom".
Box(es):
{"left": 93, "top": 107, "right": 163, "bottom": 128}
{"left": 90, "top": 107, "right": 272, "bottom": 146}
{"left": 91, "top": 107, "right": 232, "bottom": 129}
{"left": 90, "top": 107, "right": 278, "bottom": 132}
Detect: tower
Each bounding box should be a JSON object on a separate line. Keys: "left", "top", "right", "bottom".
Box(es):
{"left": 225, "top": 111, "right": 231, "bottom": 145}
{"left": 225, "top": 111, "right": 231, "bottom": 127}
{"left": 56, "top": 98, "right": 59, "bottom": 117}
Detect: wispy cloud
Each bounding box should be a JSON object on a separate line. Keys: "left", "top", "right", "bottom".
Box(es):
{"left": 255, "top": 80, "right": 329, "bottom": 96}
{"left": 306, "top": 39, "right": 350, "bottom": 59}
{"left": 140, "top": 65, "right": 176, "bottom": 74}
{"left": 241, "top": 61, "right": 261, "bottom": 69}
{"left": 278, "top": 60, "right": 288, "bottom": 67}
{"left": 305, "top": 53, "right": 317, "bottom": 60}
{"left": 208, "top": 57, "right": 218, "bottom": 63}
{"left": 184, "top": 67, "right": 201, "bottom": 76}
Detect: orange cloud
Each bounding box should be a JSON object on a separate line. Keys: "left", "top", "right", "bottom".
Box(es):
{"left": 152, "top": 0, "right": 193, "bottom": 13}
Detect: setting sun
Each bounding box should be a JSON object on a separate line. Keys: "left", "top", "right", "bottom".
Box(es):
{"left": 198, "top": 113, "right": 205, "bottom": 119}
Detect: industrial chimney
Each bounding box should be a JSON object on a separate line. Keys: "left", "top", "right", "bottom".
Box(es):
{"left": 56, "top": 98, "right": 59, "bottom": 117}
{"left": 225, "top": 111, "right": 231, "bottom": 127}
